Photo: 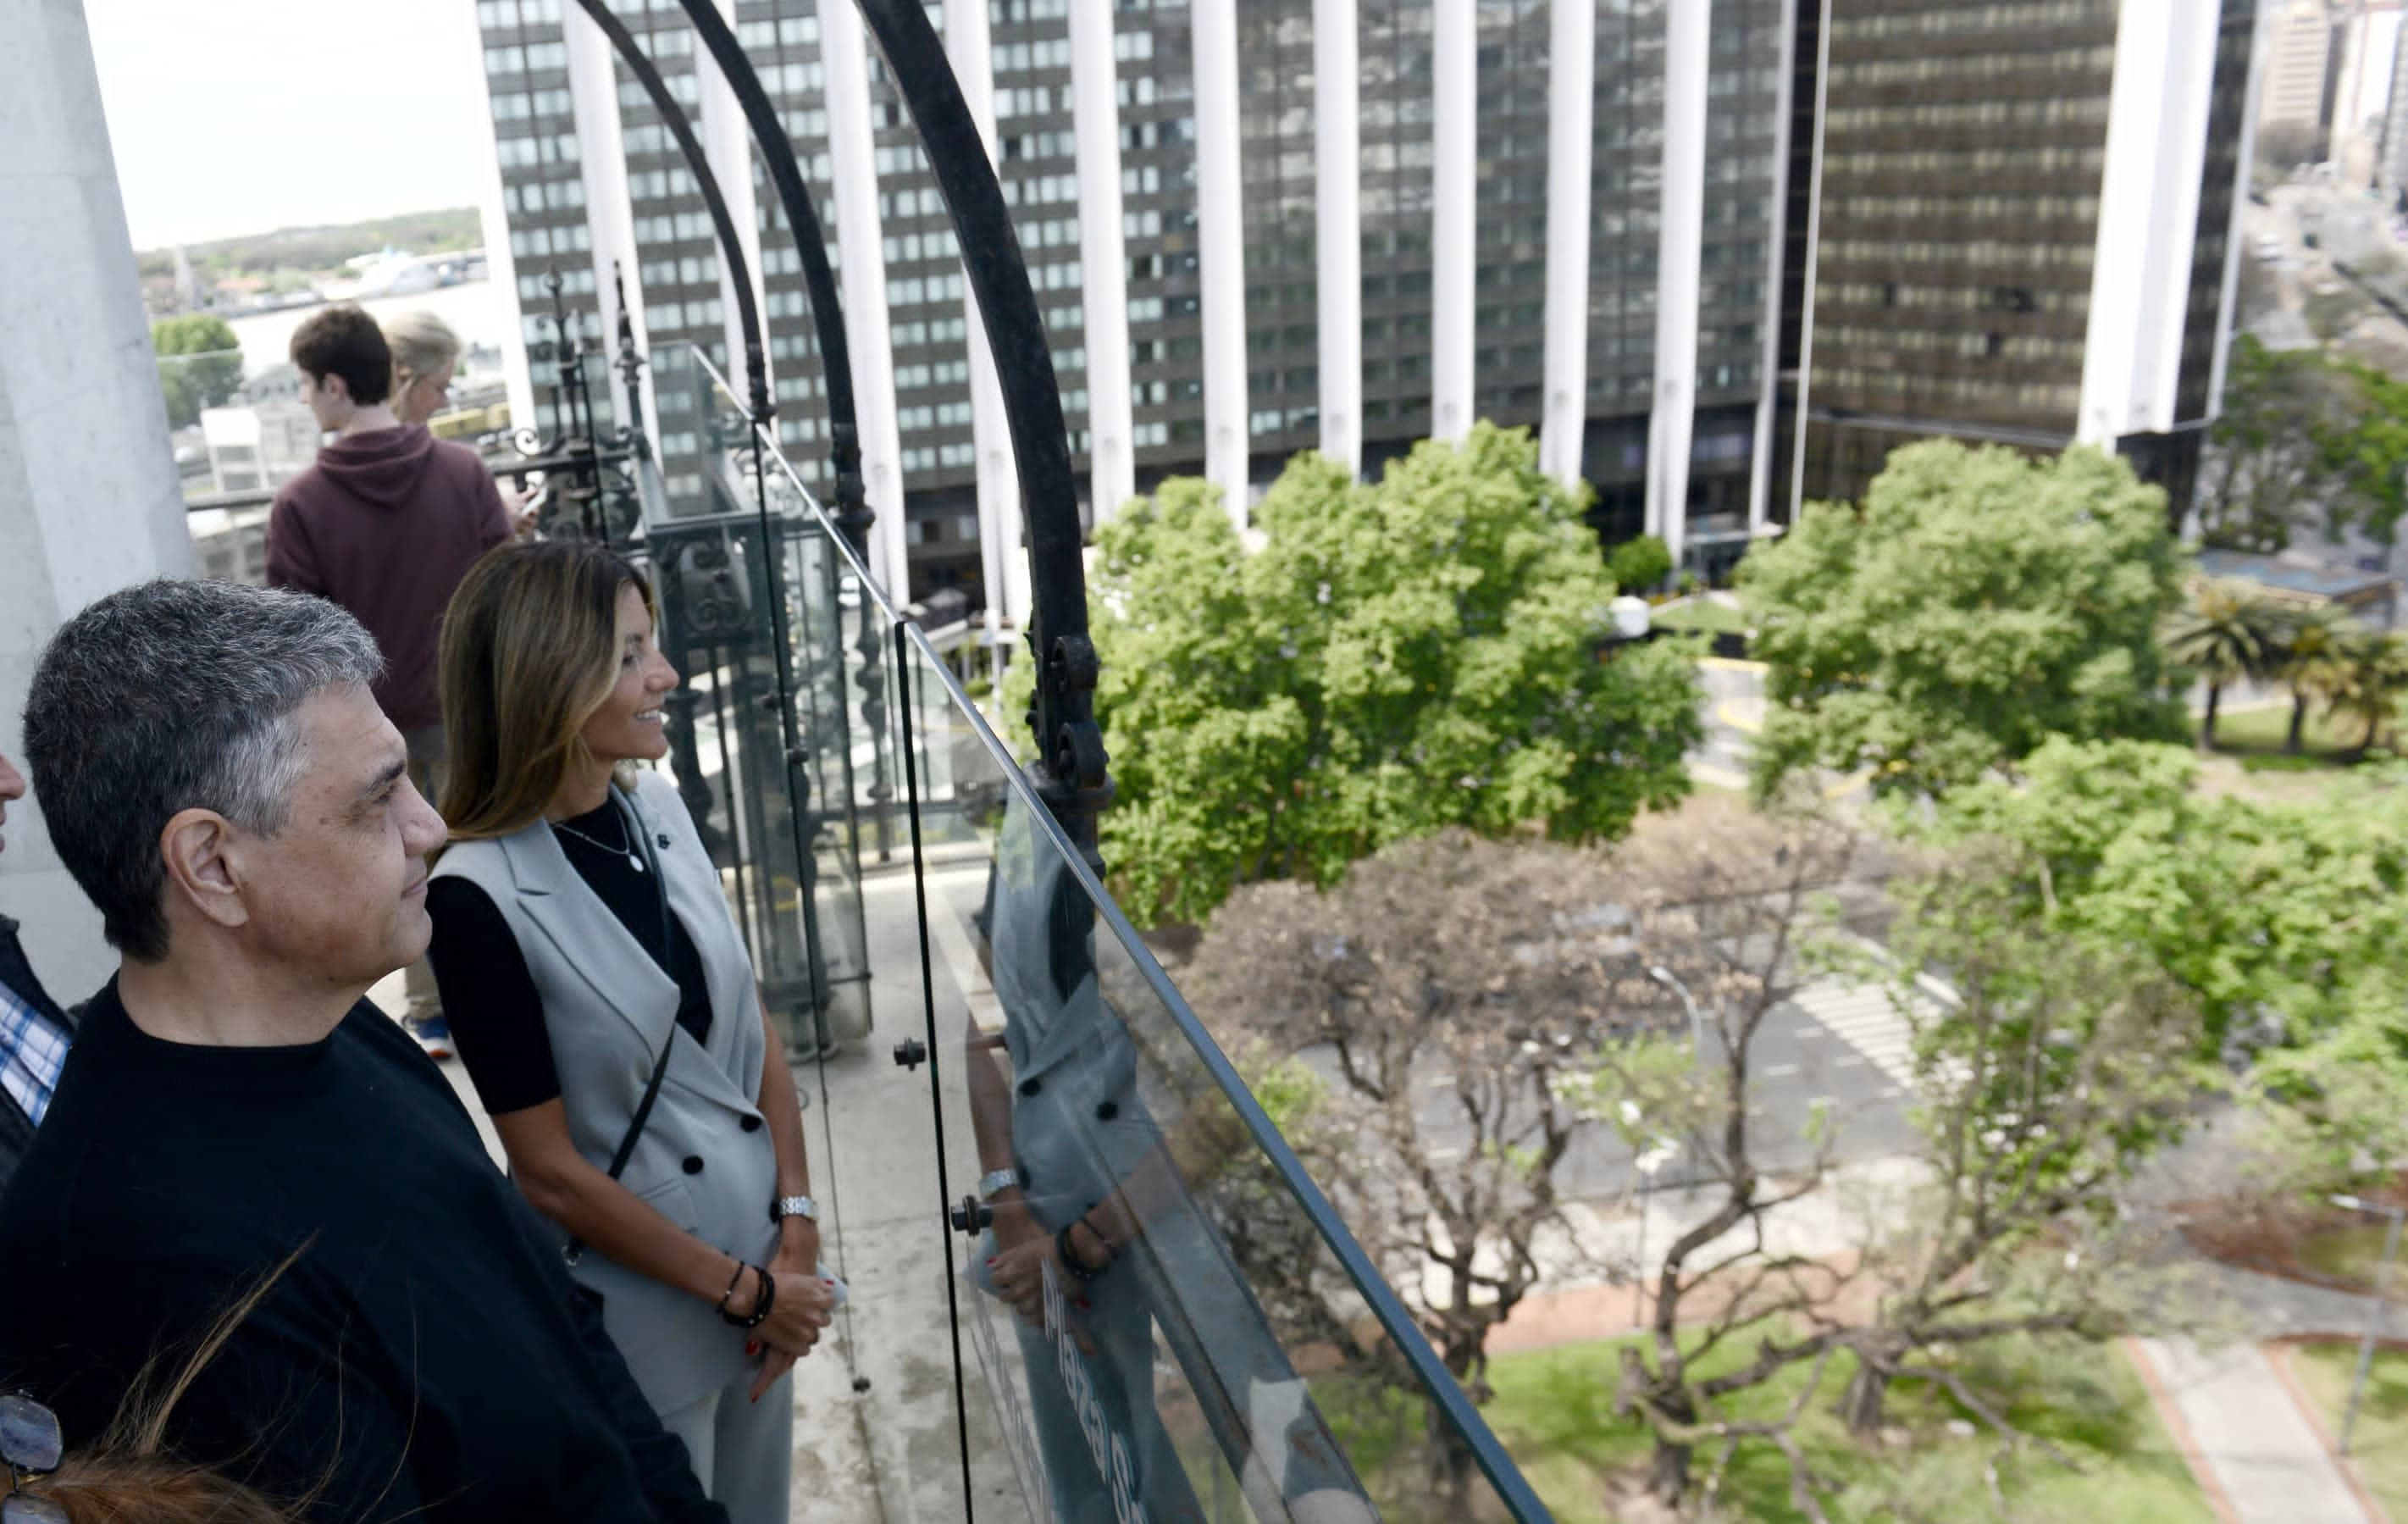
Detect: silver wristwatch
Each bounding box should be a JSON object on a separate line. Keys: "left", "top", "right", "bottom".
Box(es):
{"left": 977, "top": 1168, "right": 1021, "bottom": 1201}
{"left": 775, "top": 1194, "right": 818, "bottom": 1223}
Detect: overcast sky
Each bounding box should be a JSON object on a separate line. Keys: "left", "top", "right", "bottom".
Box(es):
{"left": 86, "top": 0, "right": 495, "bottom": 250}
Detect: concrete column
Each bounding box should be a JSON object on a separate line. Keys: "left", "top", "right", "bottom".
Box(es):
{"left": 1431, "top": 0, "right": 1476, "bottom": 443}
{"left": 1748, "top": 0, "right": 1800, "bottom": 535}
{"left": 1539, "top": 0, "right": 1597, "bottom": 484}
{"left": 1648, "top": 0, "right": 1710, "bottom": 564}
{"left": 1313, "top": 0, "right": 1363, "bottom": 474}
{"left": 945, "top": 0, "right": 1030, "bottom": 635}
{"left": 462, "top": 0, "right": 537, "bottom": 435}
{"left": 1787, "top": 0, "right": 1834, "bottom": 518}
{"left": 2078, "top": 0, "right": 2217, "bottom": 444}
{"left": 820, "top": 0, "right": 910, "bottom": 596}
{"left": 1068, "top": 0, "right": 1136, "bottom": 522}
{"left": 0, "top": 0, "right": 195, "bottom": 997}
{"left": 562, "top": 5, "right": 656, "bottom": 443}
{"left": 700, "top": 0, "right": 767, "bottom": 426}
{"left": 1190, "top": 0, "right": 1250, "bottom": 521}
{"left": 2209, "top": 0, "right": 2273, "bottom": 415}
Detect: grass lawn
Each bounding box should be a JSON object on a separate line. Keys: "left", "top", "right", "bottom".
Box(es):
{"left": 1652, "top": 599, "right": 1749, "bottom": 637}
{"left": 2298, "top": 1223, "right": 2397, "bottom": 1292}
{"left": 2193, "top": 697, "right": 2400, "bottom": 771}
{"left": 2286, "top": 1343, "right": 2408, "bottom": 1521}
{"left": 1463, "top": 1328, "right": 2214, "bottom": 1524}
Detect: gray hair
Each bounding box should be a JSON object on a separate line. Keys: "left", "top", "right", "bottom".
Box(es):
{"left": 22, "top": 579, "right": 384, "bottom": 962}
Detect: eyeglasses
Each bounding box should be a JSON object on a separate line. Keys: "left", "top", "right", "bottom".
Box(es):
{"left": 0, "top": 1394, "right": 66, "bottom": 1523}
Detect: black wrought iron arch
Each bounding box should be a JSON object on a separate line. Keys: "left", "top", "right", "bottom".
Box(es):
{"left": 676, "top": 0, "right": 1107, "bottom": 850}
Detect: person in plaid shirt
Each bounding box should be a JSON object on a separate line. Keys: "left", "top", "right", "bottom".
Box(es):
{"left": 0, "top": 751, "right": 76, "bottom": 1200}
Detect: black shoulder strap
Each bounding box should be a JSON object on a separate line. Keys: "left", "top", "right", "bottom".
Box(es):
{"left": 564, "top": 781, "right": 678, "bottom": 1267}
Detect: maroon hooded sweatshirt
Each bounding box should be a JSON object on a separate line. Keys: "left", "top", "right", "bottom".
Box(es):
{"left": 266, "top": 425, "right": 512, "bottom": 733}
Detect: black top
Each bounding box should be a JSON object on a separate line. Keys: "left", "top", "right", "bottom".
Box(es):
{"left": 425, "top": 798, "right": 712, "bottom": 1116}
{"left": 0, "top": 981, "right": 723, "bottom": 1524}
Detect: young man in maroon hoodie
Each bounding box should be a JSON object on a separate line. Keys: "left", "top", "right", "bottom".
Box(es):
{"left": 267, "top": 303, "right": 513, "bottom": 1061}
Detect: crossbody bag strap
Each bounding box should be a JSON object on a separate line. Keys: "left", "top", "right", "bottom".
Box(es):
{"left": 564, "top": 781, "right": 679, "bottom": 1267}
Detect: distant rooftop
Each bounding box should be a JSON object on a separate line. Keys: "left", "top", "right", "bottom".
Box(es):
{"left": 2195, "top": 546, "right": 2400, "bottom": 606}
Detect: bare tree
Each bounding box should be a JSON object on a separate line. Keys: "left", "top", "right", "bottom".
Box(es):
{"left": 1190, "top": 827, "right": 1676, "bottom": 1498}
{"left": 1832, "top": 880, "right": 2211, "bottom": 1440}
{"left": 1571, "top": 799, "right": 1869, "bottom": 1514}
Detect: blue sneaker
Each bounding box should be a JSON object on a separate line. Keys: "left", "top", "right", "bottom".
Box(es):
{"left": 411, "top": 1014, "right": 455, "bottom": 1061}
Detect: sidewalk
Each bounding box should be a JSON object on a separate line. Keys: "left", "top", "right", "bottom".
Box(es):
{"left": 2129, "top": 1336, "right": 2370, "bottom": 1524}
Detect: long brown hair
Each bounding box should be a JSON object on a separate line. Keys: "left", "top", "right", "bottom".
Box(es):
{"left": 21, "top": 1247, "right": 314, "bottom": 1522}
{"left": 438, "top": 540, "right": 658, "bottom": 842}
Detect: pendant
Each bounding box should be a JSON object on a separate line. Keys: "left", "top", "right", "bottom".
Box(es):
{"left": 629, "top": 853, "right": 647, "bottom": 874}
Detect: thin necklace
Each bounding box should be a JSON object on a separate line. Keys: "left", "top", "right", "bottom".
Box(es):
{"left": 551, "top": 804, "right": 645, "bottom": 874}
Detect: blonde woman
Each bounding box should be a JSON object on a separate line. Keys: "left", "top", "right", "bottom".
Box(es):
{"left": 384, "top": 309, "right": 462, "bottom": 427}
{"left": 425, "top": 540, "right": 833, "bottom": 1524}
{"left": 385, "top": 310, "right": 538, "bottom": 537}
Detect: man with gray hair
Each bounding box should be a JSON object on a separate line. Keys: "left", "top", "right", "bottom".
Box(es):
{"left": 0, "top": 579, "right": 725, "bottom": 1522}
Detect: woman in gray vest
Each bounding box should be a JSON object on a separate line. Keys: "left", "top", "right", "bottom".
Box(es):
{"left": 423, "top": 540, "right": 833, "bottom": 1524}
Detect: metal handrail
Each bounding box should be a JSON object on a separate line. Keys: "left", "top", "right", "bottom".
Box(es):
{"left": 678, "top": 341, "right": 1552, "bottom": 1517}
{"left": 899, "top": 621, "right": 1556, "bottom": 1522}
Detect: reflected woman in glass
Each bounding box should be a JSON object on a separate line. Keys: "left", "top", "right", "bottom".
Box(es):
{"left": 426, "top": 540, "right": 833, "bottom": 1524}
{"left": 966, "top": 790, "right": 1376, "bottom": 1523}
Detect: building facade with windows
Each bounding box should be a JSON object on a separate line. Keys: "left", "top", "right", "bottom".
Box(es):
{"left": 1783, "top": 0, "right": 2261, "bottom": 524}
{"left": 473, "top": 0, "right": 2255, "bottom": 604}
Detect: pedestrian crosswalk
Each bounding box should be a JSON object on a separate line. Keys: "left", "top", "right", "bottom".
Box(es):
{"left": 1792, "top": 980, "right": 1922, "bottom": 1090}
{"left": 1791, "top": 948, "right": 1966, "bottom": 1096}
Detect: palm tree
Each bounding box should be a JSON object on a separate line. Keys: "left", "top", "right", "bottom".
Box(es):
{"left": 2328, "top": 629, "right": 2408, "bottom": 756}
{"left": 2274, "top": 605, "right": 2356, "bottom": 755}
{"left": 2162, "top": 581, "right": 2284, "bottom": 752}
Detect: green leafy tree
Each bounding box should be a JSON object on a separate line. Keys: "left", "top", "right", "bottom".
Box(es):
{"left": 1738, "top": 441, "right": 2184, "bottom": 801}
{"left": 2199, "top": 336, "right": 2365, "bottom": 552}
{"left": 1901, "top": 738, "right": 2408, "bottom": 1189}
{"left": 2161, "top": 580, "right": 2284, "bottom": 751}
{"left": 1607, "top": 532, "right": 1674, "bottom": 595}
{"left": 2274, "top": 604, "right": 2355, "bottom": 754}
{"left": 1086, "top": 425, "right": 1701, "bottom": 927}
{"left": 151, "top": 314, "right": 244, "bottom": 429}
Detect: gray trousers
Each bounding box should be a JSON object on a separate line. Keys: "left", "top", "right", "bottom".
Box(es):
{"left": 656, "top": 1368, "right": 794, "bottom": 1524}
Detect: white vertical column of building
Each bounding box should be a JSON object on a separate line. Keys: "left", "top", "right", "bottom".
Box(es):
{"left": 1431, "top": 0, "right": 1477, "bottom": 443}
{"left": 1069, "top": 0, "right": 1137, "bottom": 521}
{"left": 700, "top": 0, "right": 768, "bottom": 420}
{"left": 0, "top": 0, "right": 195, "bottom": 996}
{"left": 2209, "top": 0, "right": 2275, "bottom": 413}
{"left": 2077, "top": 0, "right": 2217, "bottom": 445}
{"left": 462, "top": 6, "right": 537, "bottom": 434}
{"left": 946, "top": 0, "right": 1029, "bottom": 638}
{"left": 1313, "top": 0, "right": 1364, "bottom": 474}
{"left": 1537, "top": 0, "right": 1597, "bottom": 484}
{"left": 562, "top": 7, "right": 657, "bottom": 445}
{"left": 1748, "top": 0, "right": 1801, "bottom": 535}
{"left": 1190, "top": 0, "right": 1250, "bottom": 521}
{"left": 1786, "top": 0, "right": 1834, "bottom": 516}
{"left": 820, "top": 0, "right": 910, "bottom": 595}
{"left": 1647, "top": 0, "right": 1710, "bottom": 563}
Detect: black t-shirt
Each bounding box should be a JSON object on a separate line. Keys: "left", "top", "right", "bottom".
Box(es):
{"left": 425, "top": 799, "right": 713, "bottom": 1116}
{"left": 0, "top": 981, "right": 723, "bottom": 1523}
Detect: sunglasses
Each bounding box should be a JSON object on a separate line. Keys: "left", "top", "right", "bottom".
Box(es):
{"left": 0, "top": 1394, "right": 65, "bottom": 1523}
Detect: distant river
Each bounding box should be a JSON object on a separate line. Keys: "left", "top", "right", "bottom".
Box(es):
{"left": 221, "top": 278, "right": 516, "bottom": 380}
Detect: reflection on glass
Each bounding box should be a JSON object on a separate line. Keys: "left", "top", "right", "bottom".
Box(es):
{"left": 902, "top": 629, "right": 1523, "bottom": 1522}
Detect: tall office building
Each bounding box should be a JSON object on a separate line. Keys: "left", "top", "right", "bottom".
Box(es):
{"left": 1784, "top": 0, "right": 2261, "bottom": 524}
{"left": 472, "top": 0, "right": 1798, "bottom": 601}
{"left": 473, "top": 0, "right": 2254, "bottom": 603}
{"left": 2261, "top": 0, "right": 2343, "bottom": 145}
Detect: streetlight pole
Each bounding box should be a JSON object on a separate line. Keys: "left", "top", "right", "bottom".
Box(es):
{"left": 1648, "top": 965, "right": 1706, "bottom": 1060}
{"left": 2331, "top": 1193, "right": 2405, "bottom": 1455}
